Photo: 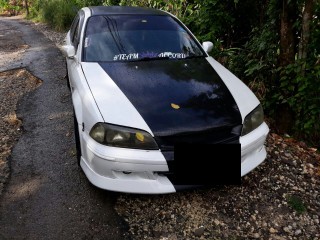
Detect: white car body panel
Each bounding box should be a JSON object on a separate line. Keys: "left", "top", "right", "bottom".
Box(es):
{"left": 240, "top": 122, "right": 269, "bottom": 176}
{"left": 80, "top": 132, "right": 175, "bottom": 194}
{"left": 63, "top": 6, "right": 270, "bottom": 194}
{"left": 206, "top": 57, "right": 260, "bottom": 121}
{"left": 81, "top": 63, "right": 154, "bottom": 134}
{"left": 81, "top": 159, "right": 175, "bottom": 194}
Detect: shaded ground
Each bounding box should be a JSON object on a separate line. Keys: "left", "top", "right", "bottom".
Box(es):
{"left": 0, "top": 16, "right": 129, "bottom": 240}
{"left": 0, "top": 69, "right": 42, "bottom": 195}
{"left": 0, "top": 17, "right": 28, "bottom": 68}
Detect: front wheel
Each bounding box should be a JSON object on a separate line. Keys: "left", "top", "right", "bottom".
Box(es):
{"left": 73, "top": 112, "right": 82, "bottom": 166}
{"left": 66, "top": 73, "right": 71, "bottom": 90}
{"left": 65, "top": 62, "right": 71, "bottom": 90}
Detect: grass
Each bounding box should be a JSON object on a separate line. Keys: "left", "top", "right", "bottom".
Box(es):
{"left": 287, "top": 195, "right": 307, "bottom": 214}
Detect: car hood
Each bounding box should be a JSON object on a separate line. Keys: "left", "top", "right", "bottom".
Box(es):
{"left": 82, "top": 58, "right": 242, "bottom": 142}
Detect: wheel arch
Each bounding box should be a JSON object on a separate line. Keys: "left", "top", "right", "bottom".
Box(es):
{"left": 72, "top": 89, "right": 83, "bottom": 127}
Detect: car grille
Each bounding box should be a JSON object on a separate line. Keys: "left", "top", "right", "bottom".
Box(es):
{"left": 155, "top": 124, "right": 241, "bottom": 183}
{"left": 154, "top": 124, "right": 241, "bottom": 151}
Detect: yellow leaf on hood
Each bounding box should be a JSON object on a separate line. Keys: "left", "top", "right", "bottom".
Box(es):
{"left": 171, "top": 103, "right": 180, "bottom": 109}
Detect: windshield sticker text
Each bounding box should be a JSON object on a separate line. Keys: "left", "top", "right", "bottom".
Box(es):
{"left": 158, "top": 52, "right": 186, "bottom": 59}
{"left": 140, "top": 51, "right": 159, "bottom": 58}
{"left": 113, "top": 52, "right": 186, "bottom": 61}
{"left": 113, "top": 53, "right": 139, "bottom": 61}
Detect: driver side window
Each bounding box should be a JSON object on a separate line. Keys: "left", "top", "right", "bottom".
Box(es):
{"left": 70, "top": 14, "right": 80, "bottom": 48}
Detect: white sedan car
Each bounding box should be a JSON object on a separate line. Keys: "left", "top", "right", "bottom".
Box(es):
{"left": 62, "top": 6, "right": 269, "bottom": 194}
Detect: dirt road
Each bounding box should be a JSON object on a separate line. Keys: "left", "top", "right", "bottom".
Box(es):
{"left": 0, "top": 16, "right": 129, "bottom": 239}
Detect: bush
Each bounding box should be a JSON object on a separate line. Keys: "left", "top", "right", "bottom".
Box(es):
{"left": 39, "top": 0, "right": 79, "bottom": 31}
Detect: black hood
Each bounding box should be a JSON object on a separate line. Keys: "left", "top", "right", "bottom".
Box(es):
{"left": 99, "top": 58, "right": 242, "bottom": 146}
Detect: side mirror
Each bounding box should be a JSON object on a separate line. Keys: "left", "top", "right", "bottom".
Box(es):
{"left": 202, "top": 41, "right": 213, "bottom": 53}
{"left": 61, "top": 45, "right": 75, "bottom": 58}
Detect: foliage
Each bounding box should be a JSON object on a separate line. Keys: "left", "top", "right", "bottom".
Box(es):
{"left": 226, "top": 1, "right": 280, "bottom": 104}
{"left": 36, "top": 0, "right": 78, "bottom": 31}
{"left": 104, "top": 0, "right": 120, "bottom": 5}
{"left": 0, "top": 0, "right": 22, "bottom": 15}
{"left": 239, "top": 0, "right": 320, "bottom": 144}
{"left": 0, "top": 0, "right": 319, "bottom": 146}
{"left": 287, "top": 195, "right": 307, "bottom": 214}
{"left": 75, "top": 0, "right": 104, "bottom": 6}
{"left": 25, "top": 0, "right": 40, "bottom": 19}
{"left": 0, "top": 0, "right": 9, "bottom": 12}
{"left": 275, "top": 62, "right": 320, "bottom": 140}
{"left": 116, "top": 0, "right": 200, "bottom": 25}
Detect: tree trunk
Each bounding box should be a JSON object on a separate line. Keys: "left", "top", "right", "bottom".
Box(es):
{"left": 298, "top": 0, "right": 315, "bottom": 74}
{"left": 9, "top": 0, "right": 16, "bottom": 16}
{"left": 276, "top": 0, "right": 297, "bottom": 134}
{"left": 279, "top": 0, "right": 296, "bottom": 66}
{"left": 24, "top": 0, "right": 29, "bottom": 16}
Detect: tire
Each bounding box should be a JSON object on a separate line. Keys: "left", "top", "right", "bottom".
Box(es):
{"left": 73, "top": 112, "right": 82, "bottom": 166}
{"left": 65, "top": 62, "right": 71, "bottom": 90}
{"left": 66, "top": 73, "right": 71, "bottom": 90}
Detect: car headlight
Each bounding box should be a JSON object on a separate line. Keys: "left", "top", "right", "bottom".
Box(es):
{"left": 89, "top": 123, "right": 159, "bottom": 150}
{"left": 241, "top": 104, "right": 264, "bottom": 136}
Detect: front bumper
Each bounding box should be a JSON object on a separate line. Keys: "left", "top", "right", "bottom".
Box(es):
{"left": 240, "top": 122, "right": 269, "bottom": 176}
{"left": 80, "top": 122, "right": 269, "bottom": 194}
{"left": 80, "top": 135, "right": 176, "bottom": 194}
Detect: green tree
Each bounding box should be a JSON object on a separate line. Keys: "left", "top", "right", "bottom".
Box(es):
{"left": 237, "top": 0, "right": 319, "bottom": 145}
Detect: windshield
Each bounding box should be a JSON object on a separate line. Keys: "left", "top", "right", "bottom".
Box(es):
{"left": 83, "top": 15, "right": 206, "bottom": 62}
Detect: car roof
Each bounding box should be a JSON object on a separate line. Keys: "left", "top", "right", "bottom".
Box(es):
{"left": 88, "top": 6, "right": 168, "bottom": 16}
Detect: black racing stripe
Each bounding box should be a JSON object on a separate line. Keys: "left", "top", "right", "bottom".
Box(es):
{"left": 99, "top": 58, "right": 242, "bottom": 189}
{"left": 99, "top": 58, "right": 242, "bottom": 140}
